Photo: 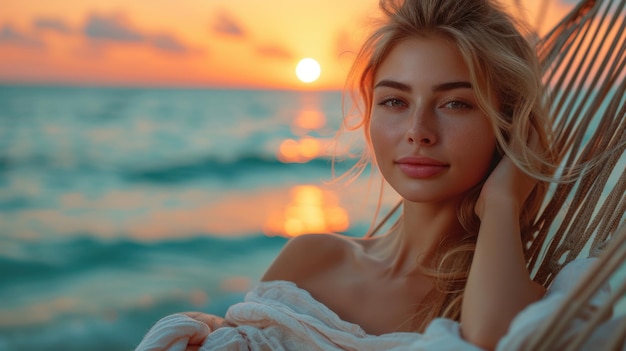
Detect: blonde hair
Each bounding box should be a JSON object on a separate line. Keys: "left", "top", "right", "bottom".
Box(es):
{"left": 342, "top": 0, "right": 557, "bottom": 331}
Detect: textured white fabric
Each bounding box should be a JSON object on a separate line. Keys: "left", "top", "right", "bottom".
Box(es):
{"left": 135, "top": 258, "right": 609, "bottom": 351}
{"left": 496, "top": 258, "right": 612, "bottom": 350}
{"left": 135, "top": 313, "right": 210, "bottom": 351}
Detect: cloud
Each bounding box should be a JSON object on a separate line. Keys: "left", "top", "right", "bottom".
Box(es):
{"left": 82, "top": 12, "right": 199, "bottom": 55}
{"left": 256, "top": 44, "right": 293, "bottom": 60}
{"left": 84, "top": 13, "right": 143, "bottom": 42}
{"left": 0, "top": 24, "right": 44, "bottom": 48}
{"left": 34, "top": 17, "right": 71, "bottom": 34}
{"left": 212, "top": 11, "right": 246, "bottom": 37}
{"left": 150, "top": 33, "right": 197, "bottom": 54}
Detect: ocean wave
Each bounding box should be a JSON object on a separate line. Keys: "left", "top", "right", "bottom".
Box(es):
{"left": 0, "top": 234, "right": 286, "bottom": 350}
{"left": 0, "top": 151, "right": 338, "bottom": 177}
{"left": 0, "top": 235, "right": 287, "bottom": 286}
{"left": 0, "top": 290, "right": 248, "bottom": 351}
{"left": 124, "top": 154, "right": 335, "bottom": 183}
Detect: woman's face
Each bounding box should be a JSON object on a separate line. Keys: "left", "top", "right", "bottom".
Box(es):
{"left": 370, "top": 36, "right": 496, "bottom": 205}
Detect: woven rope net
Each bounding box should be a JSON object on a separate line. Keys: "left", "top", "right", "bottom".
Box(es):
{"left": 529, "top": 0, "right": 625, "bottom": 286}
{"left": 520, "top": 0, "right": 626, "bottom": 348}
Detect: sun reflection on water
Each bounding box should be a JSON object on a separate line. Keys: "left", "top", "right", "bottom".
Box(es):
{"left": 271, "top": 95, "right": 353, "bottom": 236}
{"left": 277, "top": 95, "right": 332, "bottom": 163}
{"left": 264, "top": 185, "right": 349, "bottom": 237}
{"left": 293, "top": 109, "right": 326, "bottom": 131}
{"left": 278, "top": 137, "right": 322, "bottom": 163}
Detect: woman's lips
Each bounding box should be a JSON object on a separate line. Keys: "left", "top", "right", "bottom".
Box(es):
{"left": 395, "top": 156, "right": 448, "bottom": 178}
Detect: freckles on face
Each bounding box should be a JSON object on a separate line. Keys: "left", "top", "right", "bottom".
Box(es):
{"left": 369, "top": 36, "right": 497, "bottom": 204}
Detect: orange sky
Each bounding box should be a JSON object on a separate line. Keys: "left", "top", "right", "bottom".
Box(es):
{"left": 0, "top": 0, "right": 574, "bottom": 90}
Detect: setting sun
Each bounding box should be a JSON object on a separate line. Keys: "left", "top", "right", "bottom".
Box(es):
{"left": 295, "top": 58, "right": 322, "bottom": 83}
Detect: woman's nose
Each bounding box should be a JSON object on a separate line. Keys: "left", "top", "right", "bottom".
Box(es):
{"left": 406, "top": 108, "right": 437, "bottom": 145}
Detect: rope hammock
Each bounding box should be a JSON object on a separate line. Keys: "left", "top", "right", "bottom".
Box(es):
{"left": 529, "top": 0, "right": 625, "bottom": 286}
{"left": 522, "top": 0, "right": 626, "bottom": 348}
{"left": 369, "top": 0, "right": 626, "bottom": 348}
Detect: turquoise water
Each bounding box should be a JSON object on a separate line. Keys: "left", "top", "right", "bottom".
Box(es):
{"left": 0, "top": 85, "right": 380, "bottom": 350}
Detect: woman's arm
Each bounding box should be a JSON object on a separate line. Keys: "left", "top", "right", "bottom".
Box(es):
{"left": 460, "top": 156, "right": 546, "bottom": 350}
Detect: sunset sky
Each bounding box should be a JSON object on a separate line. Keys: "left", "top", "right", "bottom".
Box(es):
{"left": 1, "top": 0, "right": 576, "bottom": 90}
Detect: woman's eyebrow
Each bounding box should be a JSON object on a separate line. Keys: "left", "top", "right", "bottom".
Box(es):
{"left": 374, "top": 80, "right": 412, "bottom": 92}
{"left": 433, "top": 81, "right": 472, "bottom": 92}
{"left": 373, "top": 80, "right": 472, "bottom": 92}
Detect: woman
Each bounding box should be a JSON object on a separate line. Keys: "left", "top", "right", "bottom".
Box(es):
{"left": 263, "top": 0, "right": 553, "bottom": 347}
{"left": 138, "top": 0, "right": 557, "bottom": 349}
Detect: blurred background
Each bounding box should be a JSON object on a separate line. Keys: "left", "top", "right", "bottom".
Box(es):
{"left": 0, "top": 1, "right": 579, "bottom": 350}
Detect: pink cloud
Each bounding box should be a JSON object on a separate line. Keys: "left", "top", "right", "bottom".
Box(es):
{"left": 83, "top": 12, "right": 143, "bottom": 42}
{"left": 0, "top": 24, "right": 45, "bottom": 49}
{"left": 256, "top": 44, "right": 293, "bottom": 60}
{"left": 82, "top": 12, "right": 200, "bottom": 55}
{"left": 212, "top": 10, "right": 246, "bottom": 37}
{"left": 34, "top": 17, "right": 72, "bottom": 34}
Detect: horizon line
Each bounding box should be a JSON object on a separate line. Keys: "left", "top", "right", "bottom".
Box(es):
{"left": 0, "top": 80, "right": 345, "bottom": 92}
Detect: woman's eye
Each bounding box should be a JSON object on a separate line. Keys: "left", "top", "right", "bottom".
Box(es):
{"left": 379, "top": 98, "right": 407, "bottom": 109}
{"left": 442, "top": 100, "right": 472, "bottom": 110}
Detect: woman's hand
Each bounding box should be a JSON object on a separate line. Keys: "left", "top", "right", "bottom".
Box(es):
{"left": 181, "top": 311, "right": 234, "bottom": 330}
{"left": 474, "top": 155, "right": 537, "bottom": 220}
{"left": 176, "top": 312, "right": 234, "bottom": 351}
{"left": 475, "top": 129, "right": 540, "bottom": 220}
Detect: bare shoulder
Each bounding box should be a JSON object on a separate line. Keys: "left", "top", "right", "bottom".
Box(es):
{"left": 261, "top": 233, "right": 357, "bottom": 284}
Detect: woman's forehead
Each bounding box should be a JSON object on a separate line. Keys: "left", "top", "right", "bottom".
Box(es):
{"left": 373, "top": 37, "right": 471, "bottom": 91}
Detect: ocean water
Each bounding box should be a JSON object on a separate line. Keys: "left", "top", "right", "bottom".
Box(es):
{"left": 0, "top": 85, "right": 390, "bottom": 350}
